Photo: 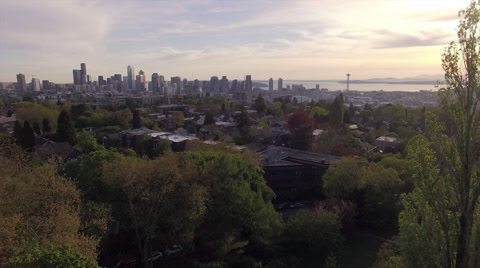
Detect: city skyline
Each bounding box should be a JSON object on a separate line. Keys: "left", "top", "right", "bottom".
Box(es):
{"left": 0, "top": 0, "right": 471, "bottom": 82}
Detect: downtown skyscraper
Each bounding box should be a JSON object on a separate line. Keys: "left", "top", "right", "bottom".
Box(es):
{"left": 127, "top": 65, "right": 136, "bottom": 92}
{"left": 16, "top": 73, "right": 27, "bottom": 91}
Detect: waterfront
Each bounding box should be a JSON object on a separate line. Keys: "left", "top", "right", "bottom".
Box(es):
{"left": 257, "top": 80, "right": 439, "bottom": 92}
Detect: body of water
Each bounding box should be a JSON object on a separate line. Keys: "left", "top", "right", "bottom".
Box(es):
{"left": 256, "top": 80, "right": 439, "bottom": 92}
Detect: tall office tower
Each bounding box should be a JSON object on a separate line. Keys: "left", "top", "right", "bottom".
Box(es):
{"left": 231, "top": 79, "right": 238, "bottom": 93}
{"left": 42, "top": 80, "right": 49, "bottom": 89}
{"left": 209, "top": 76, "right": 219, "bottom": 92}
{"left": 158, "top": 75, "right": 164, "bottom": 88}
{"left": 136, "top": 70, "right": 145, "bottom": 90}
{"left": 127, "top": 65, "right": 136, "bottom": 91}
{"left": 31, "top": 78, "right": 41, "bottom": 91}
{"left": 151, "top": 73, "right": 160, "bottom": 92}
{"left": 16, "top": 73, "right": 27, "bottom": 91}
{"left": 269, "top": 78, "right": 273, "bottom": 91}
{"left": 245, "top": 75, "right": 252, "bottom": 91}
{"left": 72, "top": 70, "right": 82, "bottom": 85}
{"left": 220, "top": 76, "right": 229, "bottom": 93}
{"left": 106, "top": 78, "right": 112, "bottom": 85}
{"left": 182, "top": 78, "right": 187, "bottom": 90}
{"left": 114, "top": 74, "right": 122, "bottom": 82}
{"left": 171, "top": 76, "right": 181, "bottom": 90}
{"left": 98, "top": 76, "right": 105, "bottom": 86}
{"left": 80, "top": 63, "right": 87, "bottom": 84}
{"left": 278, "top": 78, "right": 283, "bottom": 90}
{"left": 135, "top": 75, "right": 144, "bottom": 90}
{"left": 194, "top": 79, "right": 200, "bottom": 91}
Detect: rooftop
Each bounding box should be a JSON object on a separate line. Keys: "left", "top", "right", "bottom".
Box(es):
{"left": 260, "top": 146, "right": 341, "bottom": 167}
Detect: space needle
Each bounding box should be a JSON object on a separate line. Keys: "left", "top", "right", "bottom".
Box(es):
{"left": 346, "top": 73, "right": 351, "bottom": 91}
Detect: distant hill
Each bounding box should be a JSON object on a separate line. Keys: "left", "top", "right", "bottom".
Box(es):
{"left": 339, "top": 74, "right": 445, "bottom": 85}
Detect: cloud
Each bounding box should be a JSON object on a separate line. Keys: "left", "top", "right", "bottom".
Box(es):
{"left": 374, "top": 30, "right": 451, "bottom": 49}
{"left": 0, "top": 0, "right": 112, "bottom": 54}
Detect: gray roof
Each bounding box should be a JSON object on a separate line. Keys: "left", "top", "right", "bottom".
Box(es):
{"left": 260, "top": 146, "right": 341, "bottom": 167}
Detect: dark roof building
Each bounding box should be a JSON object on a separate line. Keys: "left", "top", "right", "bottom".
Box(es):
{"left": 260, "top": 146, "right": 341, "bottom": 200}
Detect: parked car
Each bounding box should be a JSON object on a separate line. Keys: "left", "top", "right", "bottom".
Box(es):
{"left": 164, "top": 245, "right": 184, "bottom": 256}
{"left": 288, "top": 202, "right": 304, "bottom": 209}
{"left": 147, "top": 251, "right": 163, "bottom": 262}
{"left": 113, "top": 258, "right": 138, "bottom": 268}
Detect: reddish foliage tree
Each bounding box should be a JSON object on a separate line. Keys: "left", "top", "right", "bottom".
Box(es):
{"left": 287, "top": 109, "right": 314, "bottom": 131}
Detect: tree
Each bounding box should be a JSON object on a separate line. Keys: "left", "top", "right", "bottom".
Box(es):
{"left": 184, "top": 152, "right": 283, "bottom": 257}
{"left": 102, "top": 153, "right": 208, "bottom": 267}
{"left": 234, "top": 105, "right": 253, "bottom": 145}
{"left": 253, "top": 94, "right": 267, "bottom": 115}
{"left": 42, "top": 118, "right": 52, "bottom": 133}
{"left": 21, "top": 121, "right": 35, "bottom": 151}
{"left": 32, "top": 121, "right": 41, "bottom": 135}
{"left": 56, "top": 110, "right": 77, "bottom": 145}
{"left": 13, "top": 120, "right": 23, "bottom": 145}
{"left": 171, "top": 111, "right": 185, "bottom": 127}
{"left": 287, "top": 109, "right": 314, "bottom": 150}
{"left": 132, "top": 109, "right": 142, "bottom": 129}
{"left": 7, "top": 240, "right": 100, "bottom": 268}
{"left": 285, "top": 208, "right": 343, "bottom": 257}
{"left": 396, "top": 3, "right": 480, "bottom": 268}
{"left": 310, "top": 106, "right": 329, "bottom": 123}
{"left": 0, "top": 151, "right": 99, "bottom": 264}
{"left": 204, "top": 111, "right": 215, "bottom": 125}
{"left": 329, "top": 95, "right": 344, "bottom": 127}
{"left": 75, "top": 129, "right": 100, "bottom": 153}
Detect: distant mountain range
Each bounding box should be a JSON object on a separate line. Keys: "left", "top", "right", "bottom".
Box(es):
{"left": 339, "top": 74, "right": 445, "bottom": 85}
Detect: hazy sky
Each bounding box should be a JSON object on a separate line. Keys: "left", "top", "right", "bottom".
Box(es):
{"left": 0, "top": 0, "right": 472, "bottom": 83}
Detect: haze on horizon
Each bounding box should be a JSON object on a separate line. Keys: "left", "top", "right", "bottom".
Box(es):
{"left": 0, "top": 0, "right": 471, "bottom": 83}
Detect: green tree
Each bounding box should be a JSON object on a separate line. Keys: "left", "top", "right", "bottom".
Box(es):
{"left": 285, "top": 208, "right": 343, "bottom": 257}
{"left": 56, "top": 110, "right": 77, "bottom": 145}
{"left": 234, "top": 105, "right": 253, "bottom": 145}
{"left": 310, "top": 106, "right": 329, "bottom": 123}
{"left": 102, "top": 153, "right": 208, "bottom": 267}
{"left": 13, "top": 120, "right": 23, "bottom": 145}
{"left": 204, "top": 111, "right": 215, "bottom": 125}
{"left": 21, "top": 121, "right": 35, "bottom": 151}
{"left": 396, "top": 3, "right": 480, "bottom": 268}
{"left": 42, "top": 118, "right": 52, "bottom": 133}
{"left": 0, "top": 153, "right": 99, "bottom": 264}
{"left": 7, "top": 240, "right": 100, "bottom": 268}
{"left": 184, "top": 152, "right": 283, "bottom": 257}
{"left": 253, "top": 94, "right": 267, "bottom": 115}
{"left": 32, "top": 121, "right": 41, "bottom": 135}
{"left": 76, "top": 129, "right": 100, "bottom": 153}
{"left": 132, "top": 109, "right": 142, "bottom": 129}
{"left": 330, "top": 95, "right": 344, "bottom": 127}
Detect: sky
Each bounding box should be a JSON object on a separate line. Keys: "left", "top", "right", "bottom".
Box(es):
{"left": 0, "top": 0, "right": 473, "bottom": 83}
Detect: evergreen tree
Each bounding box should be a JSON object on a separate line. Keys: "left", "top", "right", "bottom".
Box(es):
{"left": 204, "top": 111, "right": 215, "bottom": 125}
{"left": 132, "top": 109, "right": 142, "bottom": 129}
{"left": 254, "top": 94, "right": 267, "bottom": 115}
{"left": 22, "top": 121, "right": 35, "bottom": 151}
{"left": 330, "top": 95, "right": 344, "bottom": 127}
{"left": 234, "top": 105, "right": 252, "bottom": 144}
{"left": 56, "top": 110, "right": 77, "bottom": 145}
{"left": 42, "top": 118, "right": 52, "bottom": 133}
{"left": 32, "top": 121, "right": 41, "bottom": 135}
{"left": 13, "top": 120, "right": 23, "bottom": 145}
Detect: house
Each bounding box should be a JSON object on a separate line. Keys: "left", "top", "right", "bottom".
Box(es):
{"left": 375, "top": 136, "right": 400, "bottom": 152}
{"left": 34, "top": 141, "right": 81, "bottom": 163}
{"left": 260, "top": 146, "right": 341, "bottom": 200}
